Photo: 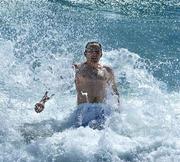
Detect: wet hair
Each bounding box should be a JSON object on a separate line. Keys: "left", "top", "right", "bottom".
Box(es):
{"left": 84, "top": 41, "right": 103, "bottom": 57}
{"left": 85, "top": 41, "right": 102, "bottom": 51}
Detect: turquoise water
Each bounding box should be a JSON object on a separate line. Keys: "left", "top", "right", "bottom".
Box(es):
{"left": 0, "top": 0, "right": 180, "bottom": 161}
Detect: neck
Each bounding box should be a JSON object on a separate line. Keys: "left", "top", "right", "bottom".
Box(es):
{"left": 86, "top": 61, "right": 99, "bottom": 68}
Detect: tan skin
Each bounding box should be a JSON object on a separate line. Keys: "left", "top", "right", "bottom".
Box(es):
{"left": 34, "top": 45, "right": 120, "bottom": 113}
{"left": 74, "top": 46, "right": 120, "bottom": 105}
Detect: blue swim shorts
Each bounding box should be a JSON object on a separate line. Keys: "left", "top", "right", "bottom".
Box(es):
{"left": 73, "top": 103, "right": 111, "bottom": 129}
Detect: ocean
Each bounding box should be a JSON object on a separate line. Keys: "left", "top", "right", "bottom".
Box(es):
{"left": 0, "top": 0, "right": 180, "bottom": 161}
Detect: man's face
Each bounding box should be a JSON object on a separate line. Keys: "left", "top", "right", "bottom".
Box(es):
{"left": 85, "top": 45, "right": 102, "bottom": 63}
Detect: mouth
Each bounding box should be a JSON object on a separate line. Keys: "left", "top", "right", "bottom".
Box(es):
{"left": 91, "top": 58, "right": 99, "bottom": 62}
{"left": 91, "top": 57, "right": 98, "bottom": 60}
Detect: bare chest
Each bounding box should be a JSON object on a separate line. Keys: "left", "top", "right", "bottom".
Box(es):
{"left": 78, "top": 66, "right": 108, "bottom": 81}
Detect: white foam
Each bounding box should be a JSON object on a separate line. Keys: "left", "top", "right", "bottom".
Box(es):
{"left": 0, "top": 1, "right": 179, "bottom": 161}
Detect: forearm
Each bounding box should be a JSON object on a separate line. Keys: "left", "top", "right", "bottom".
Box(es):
{"left": 116, "top": 92, "right": 120, "bottom": 104}
{"left": 112, "top": 85, "right": 120, "bottom": 103}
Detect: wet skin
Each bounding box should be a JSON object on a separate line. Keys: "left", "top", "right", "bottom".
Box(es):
{"left": 74, "top": 47, "right": 119, "bottom": 105}
{"left": 34, "top": 45, "right": 120, "bottom": 113}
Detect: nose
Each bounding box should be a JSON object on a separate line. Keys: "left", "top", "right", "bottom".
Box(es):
{"left": 91, "top": 51, "right": 99, "bottom": 56}
{"left": 92, "top": 51, "right": 97, "bottom": 55}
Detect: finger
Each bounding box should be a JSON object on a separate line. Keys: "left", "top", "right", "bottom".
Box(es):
{"left": 35, "top": 108, "right": 39, "bottom": 113}
{"left": 35, "top": 107, "right": 39, "bottom": 113}
{"left": 35, "top": 106, "right": 41, "bottom": 113}
{"left": 50, "top": 94, "right": 55, "bottom": 98}
{"left": 35, "top": 106, "right": 38, "bottom": 111}
{"left": 45, "top": 91, "right": 48, "bottom": 96}
{"left": 36, "top": 108, "right": 41, "bottom": 113}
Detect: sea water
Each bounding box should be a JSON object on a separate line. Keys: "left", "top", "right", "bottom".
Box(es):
{"left": 0, "top": 0, "right": 180, "bottom": 161}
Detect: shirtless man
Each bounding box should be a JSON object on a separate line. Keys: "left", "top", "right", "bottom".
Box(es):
{"left": 34, "top": 42, "right": 120, "bottom": 128}
{"left": 74, "top": 41, "right": 120, "bottom": 105}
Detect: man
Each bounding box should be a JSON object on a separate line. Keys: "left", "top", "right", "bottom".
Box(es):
{"left": 35, "top": 42, "right": 120, "bottom": 129}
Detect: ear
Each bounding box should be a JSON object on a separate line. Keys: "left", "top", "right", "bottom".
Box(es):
{"left": 100, "top": 52, "right": 102, "bottom": 57}
{"left": 84, "top": 51, "right": 87, "bottom": 57}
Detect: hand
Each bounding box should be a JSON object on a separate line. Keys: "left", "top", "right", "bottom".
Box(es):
{"left": 34, "top": 102, "right": 44, "bottom": 113}
{"left": 34, "top": 91, "right": 54, "bottom": 113}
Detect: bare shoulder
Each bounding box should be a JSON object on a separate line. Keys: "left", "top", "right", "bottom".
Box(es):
{"left": 73, "top": 63, "right": 85, "bottom": 71}
{"left": 73, "top": 63, "right": 86, "bottom": 76}
{"left": 103, "top": 65, "right": 114, "bottom": 74}
{"left": 73, "top": 63, "right": 81, "bottom": 70}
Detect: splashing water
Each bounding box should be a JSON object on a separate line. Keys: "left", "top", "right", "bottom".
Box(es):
{"left": 0, "top": 0, "right": 180, "bottom": 161}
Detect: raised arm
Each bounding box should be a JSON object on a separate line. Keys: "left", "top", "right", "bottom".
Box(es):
{"left": 34, "top": 91, "right": 54, "bottom": 113}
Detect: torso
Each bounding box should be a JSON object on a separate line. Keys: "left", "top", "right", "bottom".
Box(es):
{"left": 75, "top": 62, "right": 112, "bottom": 104}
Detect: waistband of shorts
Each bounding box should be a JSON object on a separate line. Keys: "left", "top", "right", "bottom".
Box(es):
{"left": 77, "top": 103, "right": 111, "bottom": 109}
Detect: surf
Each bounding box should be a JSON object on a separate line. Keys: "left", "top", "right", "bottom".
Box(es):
{"left": 0, "top": 0, "right": 179, "bottom": 161}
